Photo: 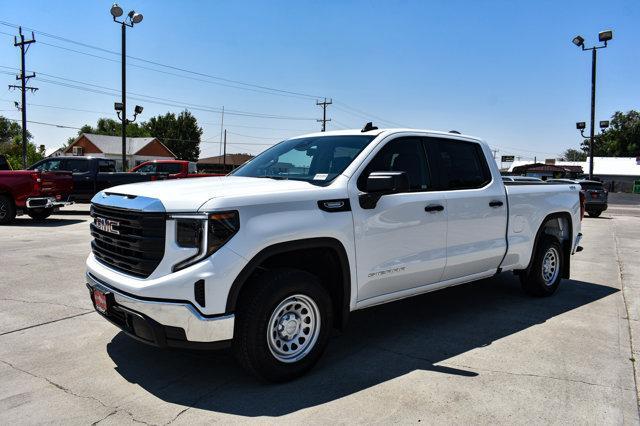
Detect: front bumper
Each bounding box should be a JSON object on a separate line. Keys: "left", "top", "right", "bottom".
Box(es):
{"left": 26, "top": 197, "right": 73, "bottom": 209}
{"left": 87, "top": 273, "right": 234, "bottom": 349}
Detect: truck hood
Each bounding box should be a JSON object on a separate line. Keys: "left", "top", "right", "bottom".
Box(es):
{"left": 93, "top": 176, "right": 330, "bottom": 211}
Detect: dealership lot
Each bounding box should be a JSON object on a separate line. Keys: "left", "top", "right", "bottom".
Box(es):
{"left": 1, "top": 196, "right": 639, "bottom": 424}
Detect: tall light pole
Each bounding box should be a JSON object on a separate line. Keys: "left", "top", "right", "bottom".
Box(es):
{"left": 110, "top": 3, "right": 143, "bottom": 171}
{"left": 572, "top": 30, "right": 613, "bottom": 180}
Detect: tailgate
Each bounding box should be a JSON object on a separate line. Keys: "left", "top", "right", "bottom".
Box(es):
{"left": 39, "top": 171, "right": 73, "bottom": 196}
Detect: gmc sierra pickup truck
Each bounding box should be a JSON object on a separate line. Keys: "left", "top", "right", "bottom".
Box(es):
{"left": 86, "top": 127, "right": 584, "bottom": 382}
{"left": 0, "top": 169, "right": 73, "bottom": 224}
{"left": 29, "top": 157, "right": 165, "bottom": 202}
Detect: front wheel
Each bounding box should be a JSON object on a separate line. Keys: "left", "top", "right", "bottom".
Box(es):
{"left": 0, "top": 195, "right": 16, "bottom": 225}
{"left": 233, "top": 268, "right": 333, "bottom": 382}
{"left": 520, "top": 236, "right": 563, "bottom": 297}
{"left": 27, "top": 208, "right": 53, "bottom": 221}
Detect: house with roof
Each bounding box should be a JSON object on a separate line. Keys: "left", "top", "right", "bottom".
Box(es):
{"left": 507, "top": 157, "right": 640, "bottom": 192}
{"left": 63, "top": 133, "right": 176, "bottom": 170}
{"left": 197, "top": 153, "right": 254, "bottom": 174}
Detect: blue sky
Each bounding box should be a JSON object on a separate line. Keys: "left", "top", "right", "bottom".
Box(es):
{"left": 0, "top": 0, "right": 638, "bottom": 161}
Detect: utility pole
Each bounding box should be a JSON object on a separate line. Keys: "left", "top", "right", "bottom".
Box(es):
{"left": 8, "top": 27, "right": 37, "bottom": 169}
{"left": 219, "top": 106, "right": 225, "bottom": 156}
{"left": 223, "top": 129, "right": 227, "bottom": 172}
{"left": 491, "top": 148, "right": 498, "bottom": 160}
{"left": 316, "top": 98, "right": 332, "bottom": 132}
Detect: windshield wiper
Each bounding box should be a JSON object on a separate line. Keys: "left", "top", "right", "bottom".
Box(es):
{"left": 255, "top": 175, "right": 289, "bottom": 180}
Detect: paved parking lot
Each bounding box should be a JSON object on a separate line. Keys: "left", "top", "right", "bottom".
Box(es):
{"left": 1, "top": 195, "right": 639, "bottom": 424}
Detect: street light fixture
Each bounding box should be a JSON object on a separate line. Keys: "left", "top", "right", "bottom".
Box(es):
{"left": 576, "top": 122, "right": 586, "bottom": 130}
{"left": 572, "top": 30, "right": 613, "bottom": 179}
{"left": 599, "top": 120, "right": 609, "bottom": 130}
{"left": 110, "top": 3, "right": 143, "bottom": 171}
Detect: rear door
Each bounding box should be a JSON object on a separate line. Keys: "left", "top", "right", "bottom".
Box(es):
{"left": 426, "top": 137, "right": 507, "bottom": 281}
{"left": 62, "top": 158, "right": 95, "bottom": 200}
{"left": 350, "top": 136, "right": 447, "bottom": 303}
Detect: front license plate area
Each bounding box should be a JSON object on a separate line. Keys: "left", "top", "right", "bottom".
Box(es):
{"left": 94, "top": 289, "right": 108, "bottom": 313}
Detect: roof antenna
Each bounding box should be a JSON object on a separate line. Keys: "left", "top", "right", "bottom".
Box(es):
{"left": 361, "top": 122, "right": 378, "bottom": 132}
{"left": 449, "top": 130, "right": 461, "bottom": 134}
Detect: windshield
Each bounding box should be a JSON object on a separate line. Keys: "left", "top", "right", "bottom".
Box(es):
{"left": 231, "top": 135, "right": 376, "bottom": 184}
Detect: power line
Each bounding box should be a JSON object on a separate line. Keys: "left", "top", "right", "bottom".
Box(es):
{"left": 0, "top": 21, "right": 323, "bottom": 101}
{"left": 332, "top": 101, "right": 407, "bottom": 128}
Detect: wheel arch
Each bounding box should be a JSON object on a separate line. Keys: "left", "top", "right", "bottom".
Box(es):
{"left": 524, "top": 211, "right": 573, "bottom": 279}
{"left": 226, "top": 237, "right": 351, "bottom": 330}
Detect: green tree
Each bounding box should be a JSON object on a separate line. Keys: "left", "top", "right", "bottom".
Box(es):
{"left": 0, "top": 116, "right": 43, "bottom": 169}
{"left": 561, "top": 148, "right": 587, "bottom": 161}
{"left": 580, "top": 110, "right": 640, "bottom": 157}
{"left": 143, "top": 110, "right": 202, "bottom": 161}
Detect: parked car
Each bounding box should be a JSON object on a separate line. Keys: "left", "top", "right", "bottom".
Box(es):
{"left": 86, "top": 128, "right": 584, "bottom": 382}
{"left": 130, "top": 160, "right": 223, "bottom": 179}
{"left": 0, "top": 169, "right": 73, "bottom": 224}
{"left": 547, "top": 178, "right": 607, "bottom": 217}
{"left": 502, "top": 176, "right": 543, "bottom": 182}
{"left": 29, "top": 157, "right": 166, "bottom": 202}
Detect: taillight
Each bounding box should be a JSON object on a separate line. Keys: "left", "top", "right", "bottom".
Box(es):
{"left": 30, "top": 172, "right": 41, "bottom": 193}
{"left": 579, "top": 191, "right": 586, "bottom": 221}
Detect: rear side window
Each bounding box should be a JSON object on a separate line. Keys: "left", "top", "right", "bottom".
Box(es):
{"left": 99, "top": 161, "right": 116, "bottom": 173}
{"left": 157, "top": 163, "right": 182, "bottom": 174}
{"left": 428, "top": 139, "right": 491, "bottom": 190}
{"left": 64, "top": 159, "right": 91, "bottom": 173}
{"left": 358, "top": 137, "right": 430, "bottom": 191}
{"left": 188, "top": 162, "right": 198, "bottom": 174}
{"left": 580, "top": 182, "right": 603, "bottom": 191}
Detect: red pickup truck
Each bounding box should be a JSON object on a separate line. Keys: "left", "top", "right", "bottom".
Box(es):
{"left": 130, "top": 160, "right": 223, "bottom": 179}
{"left": 0, "top": 170, "right": 74, "bottom": 224}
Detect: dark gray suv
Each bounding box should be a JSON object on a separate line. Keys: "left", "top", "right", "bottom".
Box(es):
{"left": 548, "top": 179, "right": 608, "bottom": 217}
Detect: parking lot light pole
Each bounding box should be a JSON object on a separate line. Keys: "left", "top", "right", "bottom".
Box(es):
{"left": 572, "top": 30, "right": 613, "bottom": 180}
{"left": 110, "top": 4, "right": 143, "bottom": 171}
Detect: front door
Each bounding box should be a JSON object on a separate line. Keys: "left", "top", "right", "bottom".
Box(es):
{"left": 350, "top": 136, "right": 447, "bottom": 304}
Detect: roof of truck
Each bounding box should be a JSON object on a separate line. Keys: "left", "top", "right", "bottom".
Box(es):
{"left": 290, "top": 128, "right": 484, "bottom": 143}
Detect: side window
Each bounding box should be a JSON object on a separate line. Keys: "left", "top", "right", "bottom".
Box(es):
{"left": 40, "top": 159, "right": 63, "bottom": 171}
{"left": 99, "top": 161, "right": 116, "bottom": 173}
{"left": 358, "top": 137, "right": 430, "bottom": 191}
{"left": 64, "top": 159, "right": 91, "bottom": 173}
{"left": 188, "top": 162, "right": 198, "bottom": 174}
{"left": 429, "top": 139, "right": 491, "bottom": 190}
{"left": 157, "top": 163, "right": 182, "bottom": 174}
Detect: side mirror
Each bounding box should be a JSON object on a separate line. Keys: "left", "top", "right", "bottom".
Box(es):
{"left": 365, "top": 171, "right": 410, "bottom": 193}
{"left": 360, "top": 171, "right": 409, "bottom": 209}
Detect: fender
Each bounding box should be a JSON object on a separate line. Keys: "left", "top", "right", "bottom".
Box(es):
{"left": 524, "top": 211, "right": 573, "bottom": 279}
{"left": 225, "top": 237, "right": 351, "bottom": 329}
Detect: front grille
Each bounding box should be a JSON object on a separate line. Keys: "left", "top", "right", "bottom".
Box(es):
{"left": 90, "top": 204, "right": 165, "bottom": 278}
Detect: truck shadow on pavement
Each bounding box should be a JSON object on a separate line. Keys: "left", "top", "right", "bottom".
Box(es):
{"left": 106, "top": 273, "right": 617, "bottom": 417}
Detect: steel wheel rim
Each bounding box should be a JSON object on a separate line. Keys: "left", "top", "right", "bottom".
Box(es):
{"left": 542, "top": 247, "right": 560, "bottom": 286}
{"left": 267, "top": 294, "right": 321, "bottom": 363}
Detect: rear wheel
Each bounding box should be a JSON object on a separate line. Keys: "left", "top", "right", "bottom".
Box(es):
{"left": 233, "top": 268, "right": 333, "bottom": 382}
{"left": 0, "top": 195, "right": 16, "bottom": 225}
{"left": 27, "top": 208, "right": 53, "bottom": 221}
{"left": 520, "top": 236, "right": 563, "bottom": 297}
{"left": 587, "top": 210, "right": 601, "bottom": 218}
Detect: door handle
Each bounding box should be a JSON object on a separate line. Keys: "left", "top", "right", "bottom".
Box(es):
{"left": 489, "top": 200, "right": 504, "bottom": 207}
{"left": 425, "top": 204, "right": 444, "bottom": 213}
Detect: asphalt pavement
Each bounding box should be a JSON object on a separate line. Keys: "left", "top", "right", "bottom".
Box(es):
{"left": 1, "top": 195, "right": 639, "bottom": 424}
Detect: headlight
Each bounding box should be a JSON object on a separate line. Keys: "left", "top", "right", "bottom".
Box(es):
{"left": 172, "top": 211, "right": 239, "bottom": 272}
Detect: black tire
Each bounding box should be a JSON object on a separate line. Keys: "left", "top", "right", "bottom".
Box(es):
{"left": 0, "top": 195, "right": 16, "bottom": 225}
{"left": 587, "top": 210, "right": 601, "bottom": 218}
{"left": 27, "top": 208, "right": 53, "bottom": 221}
{"left": 233, "top": 268, "right": 333, "bottom": 382}
{"left": 520, "top": 236, "right": 563, "bottom": 297}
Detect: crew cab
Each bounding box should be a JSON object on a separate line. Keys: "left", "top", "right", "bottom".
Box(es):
{"left": 86, "top": 127, "right": 583, "bottom": 382}
{"left": 0, "top": 169, "right": 73, "bottom": 224}
{"left": 130, "top": 160, "right": 222, "bottom": 179}
{"left": 29, "top": 157, "right": 165, "bottom": 202}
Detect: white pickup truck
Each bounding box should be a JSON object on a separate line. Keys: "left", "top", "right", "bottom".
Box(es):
{"left": 86, "top": 126, "right": 584, "bottom": 382}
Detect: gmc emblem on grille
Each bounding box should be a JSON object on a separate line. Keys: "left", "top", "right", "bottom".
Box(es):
{"left": 95, "top": 217, "right": 120, "bottom": 234}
